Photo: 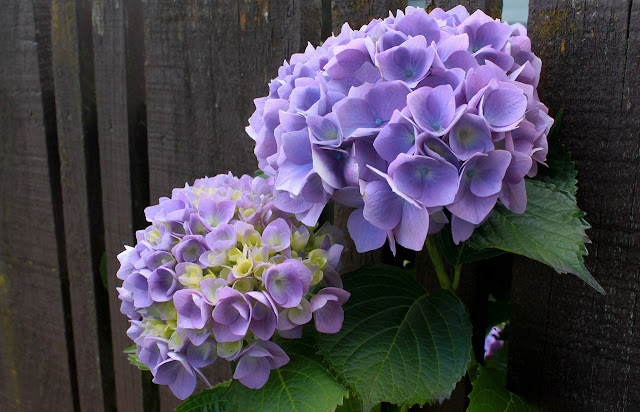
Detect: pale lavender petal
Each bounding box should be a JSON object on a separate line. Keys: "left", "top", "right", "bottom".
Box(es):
{"left": 262, "top": 218, "right": 291, "bottom": 252}
{"left": 198, "top": 199, "right": 236, "bottom": 229}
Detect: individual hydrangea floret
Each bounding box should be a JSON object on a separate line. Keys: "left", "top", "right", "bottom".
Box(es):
{"left": 117, "top": 173, "right": 349, "bottom": 398}
{"left": 247, "top": 5, "right": 553, "bottom": 252}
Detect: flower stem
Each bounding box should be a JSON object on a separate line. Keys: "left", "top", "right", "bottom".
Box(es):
{"left": 425, "top": 237, "right": 451, "bottom": 290}
{"left": 400, "top": 405, "right": 409, "bottom": 412}
{"left": 452, "top": 264, "right": 462, "bottom": 292}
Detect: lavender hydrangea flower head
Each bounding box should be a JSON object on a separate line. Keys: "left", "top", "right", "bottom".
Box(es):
{"left": 117, "top": 173, "right": 348, "bottom": 399}
{"left": 247, "top": 5, "right": 553, "bottom": 251}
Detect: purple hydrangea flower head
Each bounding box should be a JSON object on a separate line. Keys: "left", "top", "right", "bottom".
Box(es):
{"left": 117, "top": 173, "right": 348, "bottom": 395}
{"left": 247, "top": 5, "right": 553, "bottom": 252}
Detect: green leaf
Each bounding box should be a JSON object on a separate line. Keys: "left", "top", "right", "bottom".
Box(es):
{"left": 468, "top": 366, "right": 537, "bottom": 412}
{"left": 317, "top": 264, "right": 472, "bottom": 409}
{"left": 467, "top": 180, "right": 603, "bottom": 294}
{"left": 436, "top": 226, "right": 505, "bottom": 267}
{"left": 334, "top": 394, "right": 362, "bottom": 412}
{"left": 177, "top": 331, "right": 348, "bottom": 412}
{"left": 176, "top": 381, "right": 231, "bottom": 412}
{"left": 127, "top": 353, "right": 150, "bottom": 371}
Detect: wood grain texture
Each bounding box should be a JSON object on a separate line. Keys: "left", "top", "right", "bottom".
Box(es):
{"left": 93, "top": 0, "right": 152, "bottom": 411}
{"left": 51, "top": 0, "right": 115, "bottom": 410}
{"left": 142, "top": 1, "right": 322, "bottom": 409}
{"left": 0, "top": 0, "right": 75, "bottom": 410}
{"left": 425, "top": 0, "right": 502, "bottom": 18}
{"left": 331, "top": 0, "right": 407, "bottom": 33}
{"left": 508, "top": 1, "right": 640, "bottom": 410}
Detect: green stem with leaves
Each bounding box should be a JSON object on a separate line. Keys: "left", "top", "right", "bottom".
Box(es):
{"left": 424, "top": 237, "right": 451, "bottom": 290}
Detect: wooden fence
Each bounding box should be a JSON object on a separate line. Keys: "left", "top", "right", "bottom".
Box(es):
{"left": 0, "top": 0, "right": 638, "bottom": 411}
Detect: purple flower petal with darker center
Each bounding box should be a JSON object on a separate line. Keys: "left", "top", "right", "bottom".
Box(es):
{"left": 312, "top": 146, "right": 349, "bottom": 189}
{"left": 388, "top": 153, "right": 459, "bottom": 207}
{"left": 407, "top": 85, "right": 464, "bottom": 136}
{"left": 307, "top": 113, "right": 343, "bottom": 147}
{"left": 376, "top": 36, "right": 435, "bottom": 87}
{"left": 263, "top": 259, "right": 312, "bottom": 308}
{"left": 449, "top": 113, "right": 494, "bottom": 160}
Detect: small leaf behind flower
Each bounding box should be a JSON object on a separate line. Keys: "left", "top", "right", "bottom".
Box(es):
{"left": 467, "top": 180, "right": 603, "bottom": 294}
{"left": 468, "top": 366, "right": 537, "bottom": 412}
{"left": 127, "top": 353, "right": 150, "bottom": 371}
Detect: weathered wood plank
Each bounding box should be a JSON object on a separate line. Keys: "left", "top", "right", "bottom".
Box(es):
{"left": 331, "top": 0, "right": 407, "bottom": 32}
{"left": 0, "top": 0, "right": 75, "bottom": 410}
{"left": 93, "top": 0, "right": 152, "bottom": 411}
{"left": 51, "top": 0, "right": 115, "bottom": 410}
{"left": 143, "top": 1, "right": 322, "bottom": 409}
{"left": 508, "top": 1, "right": 640, "bottom": 409}
{"left": 425, "top": 0, "right": 502, "bottom": 18}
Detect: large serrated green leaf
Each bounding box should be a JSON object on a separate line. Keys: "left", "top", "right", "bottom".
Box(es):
{"left": 317, "top": 264, "right": 472, "bottom": 410}
{"left": 436, "top": 226, "right": 505, "bottom": 267}
{"left": 468, "top": 366, "right": 537, "bottom": 412}
{"left": 177, "top": 332, "right": 348, "bottom": 412}
{"left": 467, "top": 180, "right": 603, "bottom": 294}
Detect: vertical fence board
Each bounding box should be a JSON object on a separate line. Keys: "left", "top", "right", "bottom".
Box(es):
{"left": 331, "top": 0, "right": 407, "bottom": 32}
{"left": 0, "top": 0, "right": 75, "bottom": 410}
{"left": 508, "top": 0, "right": 640, "bottom": 409}
{"left": 143, "top": 1, "right": 322, "bottom": 409}
{"left": 93, "top": 0, "right": 150, "bottom": 411}
{"left": 425, "top": 0, "right": 502, "bottom": 18}
{"left": 51, "top": 0, "right": 114, "bottom": 411}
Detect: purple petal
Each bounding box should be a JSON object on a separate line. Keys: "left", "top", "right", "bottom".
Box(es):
{"left": 394, "top": 202, "right": 429, "bottom": 251}
{"left": 449, "top": 113, "right": 494, "bottom": 160}
{"left": 407, "top": 85, "right": 457, "bottom": 136}
{"left": 347, "top": 208, "right": 387, "bottom": 253}
{"left": 186, "top": 338, "right": 217, "bottom": 368}
{"left": 262, "top": 218, "right": 291, "bottom": 252}
{"left": 198, "top": 199, "right": 236, "bottom": 229}
{"left": 148, "top": 267, "right": 180, "bottom": 302}
{"left": 363, "top": 180, "right": 403, "bottom": 230}
{"left": 451, "top": 215, "right": 478, "bottom": 245}
{"left": 389, "top": 154, "right": 459, "bottom": 207}
{"left": 204, "top": 223, "right": 237, "bottom": 252}
{"left": 153, "top": 353, "right": 197, "bottom": 400}
{"left": 480, "top": 88, "right": 527, "bottom": 130}
{"left": 335, "top": 98, "right": 377, "bottom": 137}
{"left": 233, "top": 355, "right": 271, "bottom": 389}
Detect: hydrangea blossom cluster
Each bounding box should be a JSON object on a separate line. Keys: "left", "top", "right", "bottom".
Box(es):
{"left": 116, "top": 173, "right": 348, "bottom": 399}
{"left": 247, "top": 6, "right": 553, "bottom": 252}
